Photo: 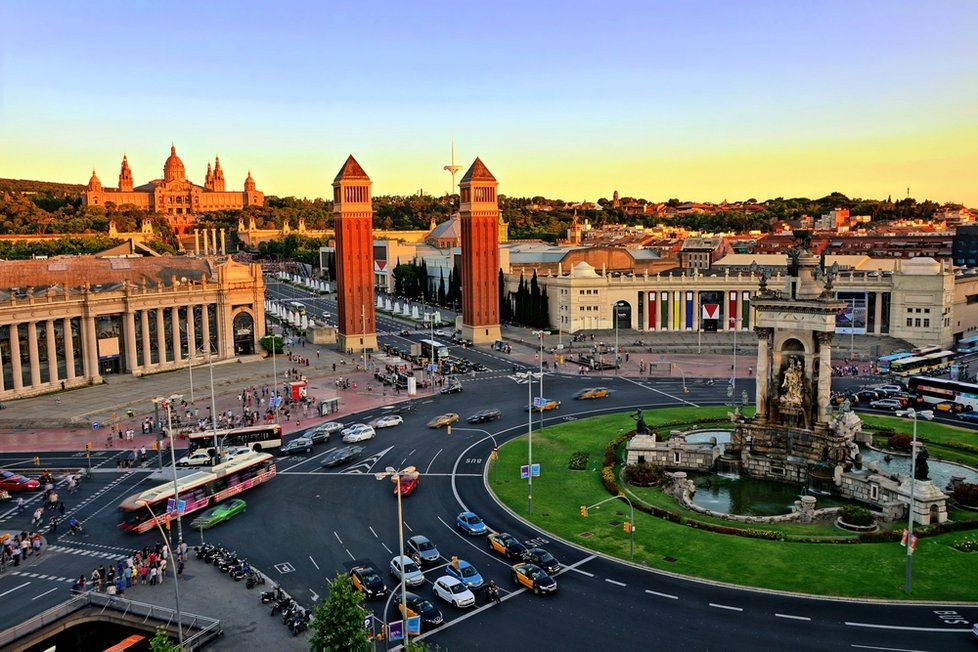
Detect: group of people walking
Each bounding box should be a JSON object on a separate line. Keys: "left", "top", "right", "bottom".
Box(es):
{"left": 73, "top": 541, "right": 187, "bottom": 596}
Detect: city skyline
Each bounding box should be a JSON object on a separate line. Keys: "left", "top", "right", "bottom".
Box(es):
{"left": 1, "top": 2, "right": 976, "bottom": 206}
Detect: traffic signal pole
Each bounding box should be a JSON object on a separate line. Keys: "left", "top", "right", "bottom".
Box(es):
{"left": 582, "top": 493, "right": 635, "bottom": 561}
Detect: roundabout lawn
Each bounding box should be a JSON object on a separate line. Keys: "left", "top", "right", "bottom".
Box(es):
{"left": 490, "top": 408, "right": 978, "bottom": 601}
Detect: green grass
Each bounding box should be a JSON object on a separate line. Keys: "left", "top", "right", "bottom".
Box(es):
{"left": 491, "top": 407, "right": 978, "bottom": 601}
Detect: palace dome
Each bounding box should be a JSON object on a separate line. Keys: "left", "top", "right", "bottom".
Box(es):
{"left": 163, "top": 145, "right": 186, "bottom": 182}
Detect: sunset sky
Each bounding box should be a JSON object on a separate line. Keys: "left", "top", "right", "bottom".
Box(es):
{"left": 1, "top": 1, "right": 976, "bottom": 206}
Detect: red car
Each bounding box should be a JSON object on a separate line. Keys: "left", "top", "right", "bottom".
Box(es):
{"left": 0, "top": 470, "right": 40, "bottom": 492}
{"left": 395, "top": 475, "right": 419, "bottom": 496}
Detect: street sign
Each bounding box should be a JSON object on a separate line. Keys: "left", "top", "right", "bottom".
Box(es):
{"left": 388, "top": 620, "right": 404, "bottom": 642}
{"left": 91, "top": 421, "right": 100, "bottom": 430}
{"left": 406, "top": 615, "right": 421, "bottom": 636}
{"left": 363, "top": 614, "right": 373, "bottom": 631}
{"left": 166, "top": 498, "right": 186, "bottom": 514}
{"left": 520, "top": 465, "right": 529, "bottom": 480}
{"left": 531, "top": 463, "right": 541, "bottom": 478}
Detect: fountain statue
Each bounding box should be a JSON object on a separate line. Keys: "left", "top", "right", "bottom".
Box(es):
{"left": 915, "top": 446, "right": 930, "bottom": 481}
{"left": 632, "top": 408, "right": 650, "bottom": 435}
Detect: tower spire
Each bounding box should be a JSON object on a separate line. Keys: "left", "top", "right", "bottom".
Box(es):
{"left": 443, "top": 138, "right": 463, "bottom": 198}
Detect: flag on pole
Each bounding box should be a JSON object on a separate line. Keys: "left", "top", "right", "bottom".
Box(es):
{"left": 909, "top": 534, "right": 918, "bottom": 554}
{"left": 900, "top": 528, "right": 908, "bottom": 547}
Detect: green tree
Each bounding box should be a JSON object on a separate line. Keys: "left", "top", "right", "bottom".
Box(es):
{"left": 310, "top": 573, "right": 368, "bottom": 652}
{"left": 149, "top": 626, "right": 178, "bottom": 652}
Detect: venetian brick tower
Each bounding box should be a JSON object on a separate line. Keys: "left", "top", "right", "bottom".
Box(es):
{"left": 333, "top": 155, "right": 378, "bottom": 354}
{"left": 459, "top": 158, "right": 502, "bottom": 345}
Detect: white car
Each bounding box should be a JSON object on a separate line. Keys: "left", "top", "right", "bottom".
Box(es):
{"left": 433, "top": 575, "right": 475, "bottom": 608}
{"left": 389, "top": 555, "right": 425, "bottom": 587}
{"left": 223, "top": 446, "right": 253, "bottom": 461}
{"left": 342, "top": 424, "right": 376, "bottom": 443}
{"left": 372, "top": 415, "right": 404, "bottom": 429}
{"left": 176, "top": 450, "right": 211, "bottom": 467}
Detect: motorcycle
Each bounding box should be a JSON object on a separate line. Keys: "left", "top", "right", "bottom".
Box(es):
{"left": 260, "top": 586, "right": 283, "bottom": 604}
{"left": 485, "top": 583, "right": 501, "bottom": 605}
{"left": 246, "top": 571, "right": 266, "bottom": 589}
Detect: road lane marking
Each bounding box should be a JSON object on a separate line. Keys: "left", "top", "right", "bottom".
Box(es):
{"left": 776, "top": 613, "right": 811, "bottom": 621}
{"left": 310, "top": 590, "right": 320, "bottom": 602}
{"left": 345, "top": 548, "right": 355, "bottom": 560}
{"left": 645, "top": 589, "right": 678, "bottom": 600}
{"left": 369, "top": 526, "right": 379, "bottom": 538}
{"left": 0, "top": 582, "right": 31, "bottom": 597}
{"left": 334, "top": 531, "right": 344, "bottom": 545}
{"left": 709, "top": 603, "right": 743, "bottom": 612}
{"left": 382, "top": 542, "right": 393, "bottom": 555}
{"left": 845, "top": 621, "right": 969, "bottom": 633}
{"left": 568, "top": 568, "right": 594, "bottom": 577}
{"left": 605, "top": 579, "right": 626, "bottom": 587}
{"left": 309, "top": 556, "right": 320, "bottom": 570}
{"left": 425, "top": 448, "right": 442, "bottom": 474}
{"left": 32, "top": 587, "right": 59, "bottom": 600}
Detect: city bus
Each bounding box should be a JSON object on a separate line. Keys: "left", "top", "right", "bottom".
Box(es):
{"left": 117, "top": 451, "right": 276, "bottom": 534}
{"left": 890, "top": 350, "right": 956, "bottom": 376}
{"left": 911, "top": 345, "right": 942, "bottom": 357}
{"left": 877, "top": 352, "right": 913, "bottom": 374}
{"left": 419, "top": 339, "right": 450, "bottom": 362}
{"left": 957, "top": 335, "right": 978, "bottom": 354}
{"left": 908, "top": 376, "right": 978, "bottom": 413}
{"left": 186, "top": 424, "right": 283, "bottom": 453}
{"left": 289, "top": 301, "right": 307, "bottom": 316}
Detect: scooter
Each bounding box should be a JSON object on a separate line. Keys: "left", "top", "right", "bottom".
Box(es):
{"left": 247, "top": 571, "right": 266, "bottom": 589}
{"left": 260, "top": 586, "right": 283, "bottom": 604}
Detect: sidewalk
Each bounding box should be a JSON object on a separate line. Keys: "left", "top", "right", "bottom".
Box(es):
{"left": 0, "top": 343, "right": 405, "bottom": 454}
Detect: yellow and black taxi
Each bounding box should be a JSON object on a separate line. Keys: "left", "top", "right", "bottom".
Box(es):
{"left": 487, "top": 532, "right": 528, "bottom": 559}
{"left": 574, "top": 387, "right": 609, "bottom": 400}
{"left": 525, "top": 398, "right": 561, "bottom": 412}
{"left": 511, "top": 562, "right": 557, "bottom": 595}
{"left": 396, "top": 591, "right": 444, "bottom": 632}
{"left": 349, "top": 565, "right": 387, "bottom": 599}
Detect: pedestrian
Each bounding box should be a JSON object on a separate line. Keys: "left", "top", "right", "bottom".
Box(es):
{"left": 140, "top": 563, "right": 148, "bottom": 585}
{"left": 149, "top": 564, "right": 157, "bottom": 586}
{"left": 159, "top": 557, "right": 167, "bottom": 583}
{"left": 59, "top": 501, "right": 65, "bottom": 516}
{"left": 32, "top": 534, "right": 41, "bottom": 557}
{"left": 91, "top": 567, "right": 101, "bottom": 591}
{"left": 140, "top": 447, "right": 147, "bottom": 464}
{"left": 16, "top": 496, "right": 24, "bottom": 513}
{"left": 177, "top": 558, "right": 184, "bottom": 579}
{"left": 130, "top": 565, "right": 138, "bottom": 586}
{"left": 98, "top": 564, "right": 106, "bottom": 590}
{"left": 49, "top": 516, "right": 58, "bottom": 534}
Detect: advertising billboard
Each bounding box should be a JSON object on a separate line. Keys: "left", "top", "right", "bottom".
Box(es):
{"left": 835, "top": 291, "right": 867, "bottom": 335}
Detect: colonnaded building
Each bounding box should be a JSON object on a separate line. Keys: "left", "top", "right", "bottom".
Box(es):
{"left": 0, "top": 254, "right": 265, "bottom": 399}
{"left": 82, "top": 145, "right": 264, "bottom": 217}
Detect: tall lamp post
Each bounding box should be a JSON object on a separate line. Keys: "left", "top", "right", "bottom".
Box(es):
{"left": 730, "top": 316, "right": 738, "bottom": 391}
{"left": 137, "top": 500, "right": 184, "bottom": 646}
{"left": 613, "top": 303, "right": 625, "bottom": 376}
{"left": 153, "top": 395, "right": 186, "bottom": 557}
{"left": 896, "top": 408, "right": 933, "bottom": 595}
{"left": 532, "top": 330, "right": 548, "bottom": 432}
{"left": 375, "top": 465, "right": 418, "bottom": 633}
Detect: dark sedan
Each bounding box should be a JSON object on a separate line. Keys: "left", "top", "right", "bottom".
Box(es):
{"left": 522, "top": 547, "right": 560, "bottom": 575}
{"left": 321, "top": 445, "right": 365, "bottom": 467}
{"left": 466, "top": 409, "right": 501, "bottom": 424}
{"left": 397, "top": 591, "right": 444, "bottom": 631}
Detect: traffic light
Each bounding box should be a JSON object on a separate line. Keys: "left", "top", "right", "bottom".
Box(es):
{"left": 623, "top": 522, "right": 633, "bottom": 533}
{"left": 580, "top": 505, "right": 588, "bottom": 518}
{"left": 85, "top": 442, "right": 91, "bottom": 454}
{"left": 451, "top": 555, "right": 459, "bottom": 569}
{"left": 446, "top": 425, "right": 452, "bottom": 436}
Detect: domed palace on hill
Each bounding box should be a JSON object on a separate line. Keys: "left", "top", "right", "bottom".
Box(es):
{"left": 82, "top": 146, "right": 264, "bottom": 226}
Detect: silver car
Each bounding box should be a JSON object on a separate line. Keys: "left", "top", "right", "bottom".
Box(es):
{"left": 389, "top": 555, "right": 425, "bottom": 587}
{"left": 407, "top": 535, "right": 440, "bottom": 564}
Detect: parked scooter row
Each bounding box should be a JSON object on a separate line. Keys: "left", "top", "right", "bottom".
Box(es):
{"left": 195, "top": 543, "right": 266, "bottom": 589}
{"left": 269, "top": 595, "right": 311, "bottom": 636}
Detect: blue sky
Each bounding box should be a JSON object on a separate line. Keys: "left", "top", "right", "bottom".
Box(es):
{"left": 1, "top": 1, "right": 976, "bottom": 205}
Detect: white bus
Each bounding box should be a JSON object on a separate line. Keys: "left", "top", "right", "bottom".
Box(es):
{"left": 289, "top": 301, "right": 307, "bottom": 316}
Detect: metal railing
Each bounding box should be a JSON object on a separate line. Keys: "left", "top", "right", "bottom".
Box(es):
{"left": 0, "top": 591, "right": 221, "bottom": 650}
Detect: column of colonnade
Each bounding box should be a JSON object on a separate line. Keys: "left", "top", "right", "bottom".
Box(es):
{"left": 140, "top": 309, "right": 152, "bottom": 367}
{"left": 45, "top": 320, "right": 58, "bottom": 385}
{"left": 63, "top": 317, "right": 75, "bottom": 381}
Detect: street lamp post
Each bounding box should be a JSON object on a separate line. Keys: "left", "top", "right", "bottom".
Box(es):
{"left": 730, "top": 316, "right": 738, "bottom": 392}
{"left": 270, "top": 328, "right": 279, "bottom": 424}
{"left": 897, "top": 408, "right": 933, "bottom": 595}
{"left": 153, "top": 394, "right": 186, "bottom": 566}
{"left": 137, "top": 500, "right": 184, "bottom": 647}
{"left": 375, "top": 465, "right": 418, "bottom": 636}
{"left": 207, "top": 344, "right": 220, "bottom": 458}
{"left": 533, "top": 330, "right": 548, "bottom": 432}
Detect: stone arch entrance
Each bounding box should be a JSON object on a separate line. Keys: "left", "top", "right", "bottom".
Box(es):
{"left": 232, "top": 311, "right": 255, "bottom": 355}
{"left": 614, "top": 301, "right": 631, "bottom": 329}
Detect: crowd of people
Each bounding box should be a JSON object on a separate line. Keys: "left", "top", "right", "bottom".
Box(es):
{"left": 72, "top": 541, "right": 188, "bottom": 596}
